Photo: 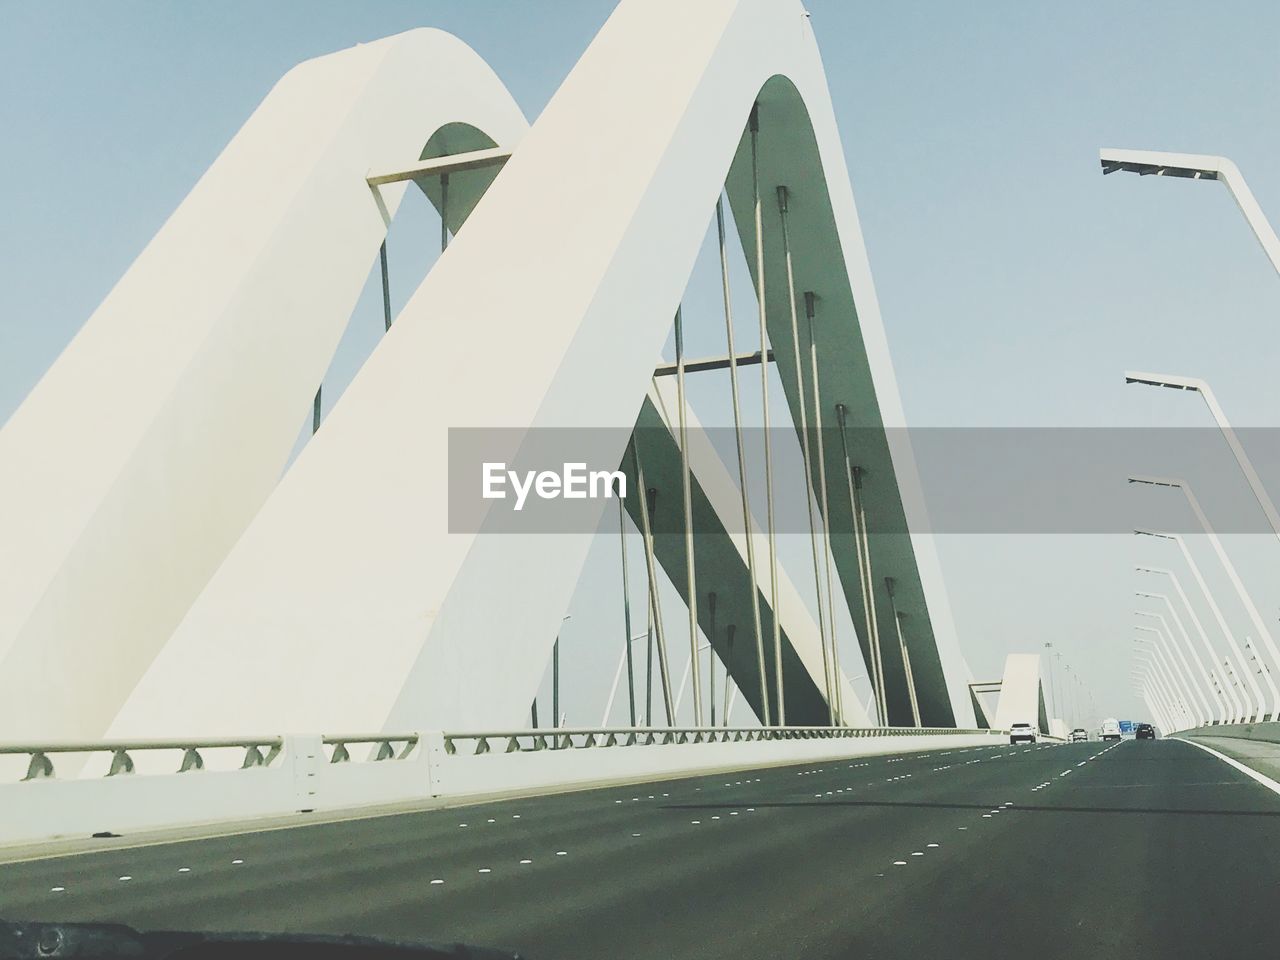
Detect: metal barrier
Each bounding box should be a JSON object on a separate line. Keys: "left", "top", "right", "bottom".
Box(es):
{"left": 0, "top": 738, "right": 285, "bottom": 781}
{"left": 0, "top": 727, "right": 1003, "bottom": 782}
{"left": 0, "top": 727, "right": 1010, "bottom": 849}
{"left": 0, "top": 734, "right": 432, "bottom": 782}
{"left": 442, "top": 725, "right": 996, "bottom": 756}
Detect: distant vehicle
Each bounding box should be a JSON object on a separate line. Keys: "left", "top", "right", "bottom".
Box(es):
{"left": 1070, "top": 728, "right": 1088, "bottom": 742}
{"left": 1100, "top": 718, "right": 1121, "bottom": 741}
{"left": 1135, "top": 722, "right": 1156, "bottom": 740}
{"left": 1010, "top": 721, "right": 1038, "bottom": 744}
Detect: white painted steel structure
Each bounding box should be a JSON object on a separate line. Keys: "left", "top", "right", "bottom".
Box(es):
{"left": 991, "top": 654, "right": 1046, "bottom": 733}
{"left": 0, "top": 30, "right": 529, "bottom": 742}
{"left": 93, "top": 0, "right": 974, "bottom": 740}
{"left": 0, "top": 0, "right": 982, "bottom": 793}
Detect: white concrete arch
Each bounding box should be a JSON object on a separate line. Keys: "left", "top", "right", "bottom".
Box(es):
{"left": 111, "top": 0, "right": 974, "bottom": 738}
{"left": 0, "top": 28, "right": 528, "bottom": 740}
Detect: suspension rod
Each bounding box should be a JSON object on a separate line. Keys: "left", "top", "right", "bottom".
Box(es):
{"left": 617, "top": 486, "right": 637, "bottom": 726}
{"left": 838, "top": 404, "right": 886, "bottom": 724}
{"left": 715, "top": 195, "right": 770, "bottom": 726}
{"left": 724, "top": 624, "right": 736, "bottom": 726}
{"left": 777, "top": 186, "right": 834, "bottom": 720}
{"left": 632, "top": 447, "right": 675, "bottom": 725}
{"left": 674, "top": 307, "right": 703, "bottom": 726}
{"left": 805, "top": 290, "right": 842, "bottom": 725}
{"left": 709, "top": 591, "right": 718, "bottom": 727}
{"left": 750, "top": 103, "right": 785, "bottom": 725}
{"left": 886, "top": 579, "right": 922, "bottom": 727}
{"left": 440, "top": 172, "right": 450, "bottom": 253}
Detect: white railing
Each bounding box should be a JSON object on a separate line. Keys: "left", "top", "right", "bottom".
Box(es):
{"left": 442, "top": 725, "right": 993, "bottom": 756}
{"left": 0, "top": 727, "right": 1006, "bottom": 850}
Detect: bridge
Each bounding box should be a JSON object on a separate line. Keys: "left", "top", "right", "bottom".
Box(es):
{"left": 2, "top": 1, "right": 1280, "bottom": 957}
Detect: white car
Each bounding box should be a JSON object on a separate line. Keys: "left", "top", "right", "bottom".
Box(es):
{"left": 1100, "top": 718, "right": 1121, "bottom": 741}
{"left": 1009, "top": 722, "right": 1038, "bottom": 744}
{"left": 1069, "top": 728, "right": 1088, "bottom": 742}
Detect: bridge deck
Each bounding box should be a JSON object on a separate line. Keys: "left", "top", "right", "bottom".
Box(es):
{"left": 2, "top": 739, "right": 1277, "bottom": 958}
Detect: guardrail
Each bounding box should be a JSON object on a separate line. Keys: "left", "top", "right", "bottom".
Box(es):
{"left": 0, "top": 727, "right": 998, "bottom": 780}
{"left": 0, "top": 726, "right": 1007, "bottom": 850}
{"left": 443, "top": 725, "right": 993, "bottom": 756}
{"left": 0, "top": 734, "right": 424, "bottom": 781}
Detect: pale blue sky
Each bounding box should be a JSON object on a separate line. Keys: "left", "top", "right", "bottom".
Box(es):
{"left": 3, "top": 1, "right": 1280, "bottom": 726}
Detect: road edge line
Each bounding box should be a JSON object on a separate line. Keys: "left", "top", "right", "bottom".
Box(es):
{"left": 1172, "top": 736, "right": 1280, "bottom": 797}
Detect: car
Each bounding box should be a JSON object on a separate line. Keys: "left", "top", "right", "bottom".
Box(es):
{"left": 1135, "top": 722, "right": 1156, "bottom": 740}
{"left": 1100, "top": 718, "right": 1121, "bottom": 741}
{"left": 1070, "top": 728, "right": 1088, "bottom": 742}
{"left": 1009, "top": 722, "right": 1038, "bottom": 744}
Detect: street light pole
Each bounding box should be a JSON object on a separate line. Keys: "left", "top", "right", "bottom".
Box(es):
{"left": 1125, "top": 374, "right": 1280, "bottom": 544}
{"left": 1135, "top": 654, "right": 1187, "bottom": 730}
{"left": 1130, "top": 476, "right": 1280, "bottom": 719}
{"left": 1101, "top": 149, "right": 1280, "bottom": 279}
{"left": 1135, "top": 530, "right": 1264, "bottom": 721}
{"left": 1137, "top": 567, "right": 1242, "bottom": 722}
{"left": 1136, "top": 586, "right": 1229, "bottom": 724}
{"left": 1133, "top": 633, "right": 1193, "bottom": 728}
{"left": 1131, "top": 667, "right": 1173, "bottom": 732}
{"left": 1135, "top": 611, "right": 1213, "bottom": 726}
{"left": 1132, "top": 672, "right": 1171, "bottom": 733}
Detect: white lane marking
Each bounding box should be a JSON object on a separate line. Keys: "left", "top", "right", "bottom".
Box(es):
{"left": 231, "top": 859, "right": 244, "bottom": 865}
{"left": 478, "top": 868, "right": 491, "bottom": 874}
{"left": 177, "top": 867, "right": 191, "bottom": 873}
{"left": 981, "top": 814, "right": 992, "bottom": 818}
{"left": 729, "top": 811, "right": 739, "bottom": 816}
{"left": 893, "top": 860, "right": 907, "bottom": 866}
{"left": 1173, "top": 737, "right": 1280, "bottom": 798}
{"left": 520, "top": 859, "right": 532, "bottom": 865}
{"left": 459, "top": 823, "right": 469, "bottom": 827}
{"left": 431, "top": 878, "right": 444, "bottom": 885}
{"left": 512, "top": 814, "right": 521, "bottom": 819}
{"left": 118, "top": 876, "right": 132, "bottom": 881}
{"left": 487, "top": 818, "right": 496, "bottom": 823}
{"left": 555, "top": 851, "right": 568, "bottom": 856}
{"left": 632, "top": 832, "right": 642, "bottom": 837}
{"left": 927, "top": 843, "right": 939, "bottom": 848}
{"left": 50, "top": 886, "right": 65, "bottom": 893}
{"left": 958, "top": 826, "right": 968, "bottom": 830}
{"left": 691, "top": 820, "right": 701, "bottom": 825}
{"left": 747, "top": 807, "right": 756, "bottom": 812}
{"left": 911, "top": 851, "right": 924, "bottom": 856}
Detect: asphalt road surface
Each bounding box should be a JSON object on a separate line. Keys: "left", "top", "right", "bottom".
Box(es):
{"left": 3, "top": 737, "right": 1279, "bottom": 959}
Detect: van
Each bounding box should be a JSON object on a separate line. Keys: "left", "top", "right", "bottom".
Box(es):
{"left": 1100, "top": 718, "right": 1121, "bottom": 741}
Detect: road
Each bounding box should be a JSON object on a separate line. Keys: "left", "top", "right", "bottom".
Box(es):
{"left": 2, "top": 737, "right": 1279, "bottom": 958}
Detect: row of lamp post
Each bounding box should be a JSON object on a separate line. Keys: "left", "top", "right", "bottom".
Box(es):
{"left": 1104, "top": 148, "right": 1280, "bottom": 731}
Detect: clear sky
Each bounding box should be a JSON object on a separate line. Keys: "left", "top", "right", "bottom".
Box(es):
{"left": 3, "top": 1, "right": 1280, "bottom": 728}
